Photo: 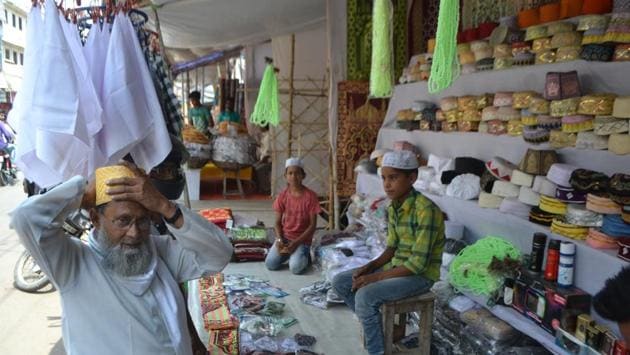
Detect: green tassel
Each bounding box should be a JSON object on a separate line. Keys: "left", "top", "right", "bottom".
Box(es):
{"left": 250, "top": 63, "right": 280, "bottom": 127}
{"left": 369, "top": 0, "right": 394, "bottom": 98}
{"left": 428, "top": 0, "right": 460, "bottom": 94}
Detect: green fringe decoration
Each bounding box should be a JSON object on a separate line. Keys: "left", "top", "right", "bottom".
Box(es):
{"left": 250, "top": 64, "right": 280, "bottom": 127}
{"left": 369, "top": 0, "right": 394, "bottom": 98}
{"left": 428, "top": 0, "right": 460, "bottom": 94}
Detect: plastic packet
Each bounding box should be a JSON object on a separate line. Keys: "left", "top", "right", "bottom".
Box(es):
{"left": 253, "top": 336, "right": 279, "bottom": 352}
{"left": 239, "top": 316, "right": 280, "bottom": 337}
{"left": 449, "top": 295, "right": 476, "bottom": 313}
{"left": 279, "top": 338, "right": 301, "bottom": 353}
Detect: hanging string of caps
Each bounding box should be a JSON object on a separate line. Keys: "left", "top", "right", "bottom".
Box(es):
{"left": 30, "top": 0, "right": 143, "bottom": 24}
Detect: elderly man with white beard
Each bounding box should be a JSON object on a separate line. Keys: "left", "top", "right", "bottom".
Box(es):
{"left": 10, "top": 163, "right": 233, "bottom": 355}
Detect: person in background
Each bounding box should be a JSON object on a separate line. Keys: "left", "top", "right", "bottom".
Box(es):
{"left": 187, "top": 91, "right": 212, "bottom": 136}
{"left": 216, "top": 99, "right": 241, "bottom": 125}
{"left": 10, "top": 163, "right": 233, "bottom": 355}
{"left": 593, "top": 267, "right": 630, "bottom": 344}
{"left": 0, "top": 116, "right": 15, "bottom": 163}
{"left": 332, "top": 150, "right": 445, "bottom": 355}
{"left": 265, "top": 157, "right": 320, "bottom": 274}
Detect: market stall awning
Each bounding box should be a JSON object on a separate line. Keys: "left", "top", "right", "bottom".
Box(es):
{"left": 145, "top": 0, "right": 326, "bottom": 63}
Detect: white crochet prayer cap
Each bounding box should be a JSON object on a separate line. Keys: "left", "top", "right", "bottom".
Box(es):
{"left": 285, "top": 157, "right": 304, "bottom": 169}
{"left": 381, "top": 150, "right": 419, "bottom": 170}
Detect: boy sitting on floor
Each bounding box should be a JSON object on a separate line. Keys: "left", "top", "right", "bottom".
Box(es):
{"left": 265, "top": 157, "right": 321, "bottom": 274}
{"left": 332, "top": 150, "right": 445, "bottom": 355}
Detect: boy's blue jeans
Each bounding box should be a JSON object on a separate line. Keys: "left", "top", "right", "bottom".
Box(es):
{"left": 264, "top": 243, "right": 310, "bottom": 274}
{"left": 332, "top": 268, "right": 433, "bottom": 355}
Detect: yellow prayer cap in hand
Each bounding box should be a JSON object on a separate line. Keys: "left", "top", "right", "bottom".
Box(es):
{"left": 95, "top": 165, "right": 137, "bottom": 206}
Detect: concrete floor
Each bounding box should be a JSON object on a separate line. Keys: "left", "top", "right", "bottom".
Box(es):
{"left": 0, "top": 181, "right": 365, "bottom": 355}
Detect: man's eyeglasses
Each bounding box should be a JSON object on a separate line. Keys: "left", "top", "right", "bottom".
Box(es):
{"left": 109, "top": 216, "right": 152, "bottom": 231}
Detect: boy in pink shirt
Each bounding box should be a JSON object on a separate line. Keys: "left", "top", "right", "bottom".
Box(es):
{"left": 265, "top": 157, "right": 321, "bottom": 274}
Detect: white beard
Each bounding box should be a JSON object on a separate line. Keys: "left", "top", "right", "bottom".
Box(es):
{"left": 95, "top": 229, "right": 153, "bottom": 277}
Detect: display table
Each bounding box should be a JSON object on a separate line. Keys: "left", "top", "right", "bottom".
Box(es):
{"left": 355, "top": 172, "right": 625, "bottom": 296}
{"left": 184, "top": 163, "right": 253, "bottom": 201}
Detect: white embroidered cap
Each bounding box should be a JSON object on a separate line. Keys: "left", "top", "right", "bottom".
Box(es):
{"left": 285, "top": 157, "right": 304, "bottom": 169}
{"left": 381, "top": 150, "right": 419, "bottom": 170}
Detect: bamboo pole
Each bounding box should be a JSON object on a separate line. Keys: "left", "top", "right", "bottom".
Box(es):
{"left": 287, "top": 34, "right": 296, "bottom": 155}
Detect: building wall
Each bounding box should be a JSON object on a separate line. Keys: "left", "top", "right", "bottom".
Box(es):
{"left": 1, "top": 0, "right": 28, "bottom": 92}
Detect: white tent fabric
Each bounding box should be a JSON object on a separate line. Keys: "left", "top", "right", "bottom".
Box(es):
{"left": 147, "top": 0, "right": 326, "bottom": 52}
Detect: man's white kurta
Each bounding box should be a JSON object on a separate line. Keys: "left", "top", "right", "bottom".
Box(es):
{"left": 10, "top": 176, "right": 233, "bottom": 355}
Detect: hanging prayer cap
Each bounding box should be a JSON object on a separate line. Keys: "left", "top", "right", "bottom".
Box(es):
{"left": 95, "top": 165, "right": 137, "bottom": 206}
{"left": 381, "top": 150, "right": 419, "bottom": 170}
{"left": 285, "top": 157, "right": 304, "bottom": 169}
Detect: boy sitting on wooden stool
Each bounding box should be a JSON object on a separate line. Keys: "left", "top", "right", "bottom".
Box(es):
{"left": 332, "top": 150, "right": 445, "bottom": 355}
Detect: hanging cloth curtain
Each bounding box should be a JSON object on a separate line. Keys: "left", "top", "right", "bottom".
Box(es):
{"left": 250, "top": 63, "right": 280, "bottom": 127}
{"left": 370, "top": 0, "right": 394, "bottom": 98}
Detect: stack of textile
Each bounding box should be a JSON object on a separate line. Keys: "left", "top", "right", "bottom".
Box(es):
{"left": 199, "top": 274, "right": 240, "bottom": 355}
{"left": 229, "top": 228, "right": 272, "bottom": 262}
{"left": 199, "top": 208, "right": 233, "bottom": 231}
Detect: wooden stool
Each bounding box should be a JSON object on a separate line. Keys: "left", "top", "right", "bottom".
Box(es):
{"left": 381, "top": 292, "right": 435, "bottom": 355}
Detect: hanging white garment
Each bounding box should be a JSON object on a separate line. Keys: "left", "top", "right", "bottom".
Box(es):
{"left": 99, "top": 14, "right": 171, "bottom": 171}
{"left": 84, "top": 21, "right": 111, "bottom": 99}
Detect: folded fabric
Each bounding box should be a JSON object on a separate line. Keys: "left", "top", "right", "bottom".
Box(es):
{"left": 570, "top": 169, "right": 610, "bottom": 193}
{"left": 601, "top": 214, "right": 630, "bottom": 237}
{"left": 480, "top": 169, "right": 498, "bottom": 193}
{"left": 454, "top": 157, "right": 486, "bottom": 177}
{"left": 556, "top": 185, "right": 587, "bottom": 203}
{"left": 547, "top": 163, "right": 579, "bottom": 187}
{"left": 486, "top": 157, "right": 517, "bottom": 181}
{"left": 566, "top": 204, "right": 603, "bottom": 227}
{"left": 499, "top": 197, "right": 532, "bottom": 219}
{"left": 551, "top": 218, "right": 589, "bottom": 240}
{"left": 623, "top": 205, "right": 630, "bottom": 224}
{"left": 492, "top": 180, "right": 520, "bottom": 198}
{"left": 533, "top": 175, "right": 559, "bottom": 197}
{"left": 446, "top": 174, "right": 481, "bottom": 200}
{"left": 618, "top": 238, "right": 630, "bottom": 262}
{"left": 519, "top": 149, "right": 558, "bottom": 175}
{"left": 478, "top": 191, "right": 504, "bottom": 209}
{"left": 511, "top": 170, "right": 534, "bottom": 187}
{"left": 586, "top": 193, "right": 623, "bottom": 214}
{"left": 609, "top": 174, "right": 630, "bottom": 205}
{"left": 608, "top": 133, "right": 630, "bottom": 155}
{"left": 576, "top": 131, "right": 609, "bottom": 150}
{"left": 519, "top": 186, "right": 541, "bottom": 206}
{"left": 586, "top": 228, "right": 618, "bottom": 249}
{"left": 529, "top": 206, "right": 559, "bottom": 226}
{"left": 540, "top": 195, "right": 568, "bottom": 215}
{"left": 594, "top": 117, "right": 629, "bottom": 135}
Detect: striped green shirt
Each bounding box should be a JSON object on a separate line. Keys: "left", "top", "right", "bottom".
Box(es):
{"left": 385, "top": 189, "right": 445, "bottom": 281}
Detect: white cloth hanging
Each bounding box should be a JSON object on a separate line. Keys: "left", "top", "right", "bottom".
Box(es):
{"left": 84, "top": 21, "right": 111, "bottom": 99}
{"left": 99, "top": 14, "right": 171, "bottom": 171}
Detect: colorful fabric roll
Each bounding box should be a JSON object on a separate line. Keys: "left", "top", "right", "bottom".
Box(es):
{"left": 604, "top": 12, "right": 630, "bottom": 42}
{"left": 550, "top": 130, "right": 578, "bottom": 148}
{"left": 610, "top": 173, "right": 630, "bottom": 205}
{"left": 601, "top": 214, "right": 630, "bottom": 237}
{"left": 609, "top": 133, "right": 630, "bottom": 155}
{"left": 594, "top": 116, "right": 629, "bottom": 135}
{"left": 533, "top": 176, "right": 559, "bottom": 197}
{"left": 486, "top": 157, "right": 517, "bottom": 181}
{"left": 556, "top": 185, "right": 587, "bottom": 203}
{"left": 570, "top": 169, "right": 610, "bottom": 194}
{"left": 562, "top": 115, "right": 594, "bottom": 133}
{"left": 487, "top": 120, "right": 508, "bottom": 135}
{"left": 530, "top": 97, "right": 551, "bottom": 114}
{"left": 587, "top": 193, "right": 623, "bottom": 214}
{"left": 582, "top": 28, "right": 607, "bottom": 45}
{"left": 551, "top": 218, "right": 589, "bottom": 240}
{"left": 586, "top": 228, "right": 618, "bottom": 249}
{"left": 519, "top": 186, "right": 541, "bottom": 206}
{"left": 519, "top": 149, "right": 559, "bottom": 176}
{"left": 576, "top": 131, "right": 609, "bottom": 150}
{"left": 578, "top": 94, "right": 616, "bottom": 116}
{"left": 613, "top": 96, "right": 630, "bottom": 118}
{"left": 478, "top": 191, "right": 504, "bottom": 209}
{"left": 499, "top": 197, "right": 532, "bottom": 219}
{"left": 540, "top": 195, "right": 569, "bottom": 215}
{"left": 547, "top": 163, "right": 579, "bottom": 187}
{"left": 529, "top": 206, "right": 559, "bottom": 226}
{"left": 567, "top": 204, "right": 604, "bottom": 227}
{"left": 523, "top": 126, "right": 551, "bottom": 143}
